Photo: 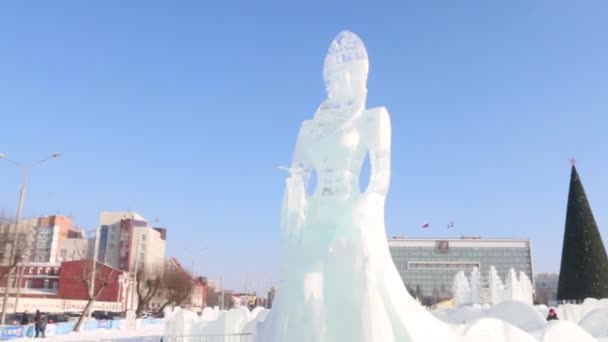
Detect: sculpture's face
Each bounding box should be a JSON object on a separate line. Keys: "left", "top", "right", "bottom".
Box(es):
{"left": 323, "top": 31, "right": 369, "bottom": 105}
{"left": 324, "top": 64, "right": 367, "bottom": 104}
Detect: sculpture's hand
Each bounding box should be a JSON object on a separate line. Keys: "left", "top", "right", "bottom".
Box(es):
{"left": 363, "top": 106, "right": 391, "bottom": 198}
{"left": 280, "top": 120, "right": 313, "bottom": 238}
{"left": 285, "top": 173, "right": 307, "bottom": 213}
{"left": 280, "top": 173, "right": 308, "bottom": 238}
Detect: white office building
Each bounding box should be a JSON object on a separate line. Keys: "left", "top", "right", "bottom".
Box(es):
{"left": 97, "top": 211, "right": 166, "bottom": 272}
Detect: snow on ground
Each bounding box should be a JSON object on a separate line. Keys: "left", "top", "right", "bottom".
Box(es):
{"left": 10, "top": 323, "right": 163, "bottom": 342}
{"left": 12, "top": 299, "right": 608, "bottom": 341}
{"left": 164, "top": 299, "right": 608, "bottom": 342}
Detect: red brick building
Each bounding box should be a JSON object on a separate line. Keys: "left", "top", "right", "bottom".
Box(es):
{"left": 58, "top": 260, "right": 124, "bottom": 302}
{"left": 0, "top": 263, "right": 61, "bottom": 299}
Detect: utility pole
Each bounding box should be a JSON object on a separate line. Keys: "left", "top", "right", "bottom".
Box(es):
{"left": 0, "top": 224, "right": 18, "bottom": 325}
{"left": 87, "top": 226, "right": 101, "bottom": 318}
{"left": 187, "top": 247, "right": 208, "bottom": 279}
{"left": 0, "top": 152, "right": 61, "bottom": 325}
{"left": 13, "top": 226, "right": 34, "bottom": 313}
{"left": 130, "top": 228, "right": 141, "bottom": 312}
{"left": 244, "top": 273, "right": 249, "bottom": 294}
{"left": 220, "top": 277, "right": 224, "bottom": 310}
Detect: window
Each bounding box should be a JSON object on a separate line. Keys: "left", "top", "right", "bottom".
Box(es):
{"left": 407, "top": 261, "right": 480, "bottom": 270}
{"left": 25, "top": 280, "right": 31, "bottom": 288}
{"left": 53, "top": 268, "right": 59, "bottom": 275}
{"left": 141, "top": 235, "right": 147, "bottom": 241}
{"left": 44, "top": 279, "right": 49, "bottom": 289}
{"left": 45, "top": 267, "right": 50, "bottom": 274}
{"left": 52, "top": 281, "right": 58, "bottom": 289}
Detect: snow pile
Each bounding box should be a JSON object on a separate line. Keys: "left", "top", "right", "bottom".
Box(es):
{"left": 434, "top": 300, "right": 546, "bottom": 331}
{"left": 200, "top": 306, "right": 250, "bottom": 335}
{"left": 200, "top": 306, "right": 218, "bottom": 321}
{"left": 432, "top": 306, "right": 485, "bottom": 325}
{"left": 485, "top": 301, "right": 546, "bottom": 332}
{"left": 163, "top": 299, "right": 608, "bottom": 341}
{"left": 163, "top": 306, "right": 270, "bottom": 338}
{"left": 579, "top": 307, "right": 608, "bottom": 338}
{"left": 164, "top": 307, "right": 199, "bottom": 338}
{"left": 463, "top": 318, "right": 537, "bottom": 342}
{"left": 541, "top": 321, "right": 596, "bottom": 342}
{"left": 426, "top": 298, "right": 608, "bottom": 341}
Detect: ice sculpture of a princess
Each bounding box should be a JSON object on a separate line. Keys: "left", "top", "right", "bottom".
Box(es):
{"left": 256, "top": 31, "right": 457, "bottom": 342}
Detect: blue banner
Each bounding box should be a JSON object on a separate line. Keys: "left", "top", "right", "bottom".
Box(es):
{"left": 1, "top": 326, "right": 23, "bottom": 340}
{"left": 1, "top": 319, "right": 163, "bottom": 340}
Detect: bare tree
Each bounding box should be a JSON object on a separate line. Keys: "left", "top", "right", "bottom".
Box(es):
{"left": 156, "top": 268, "right": 193, "bottom": 313}
{"left": 0, "top": 222, "right": 31, "bottom": 324}
{"left": 135, "top": 267, "right": 162, "bottom": 317}
{"left": 205, "top": 285, "right": 220, "bottom": 308}
{"left": 0, "top": 223, "right": 27, "bottom": 279}
{"left": 72, "top": 260, "right": 116, "bottom": 332}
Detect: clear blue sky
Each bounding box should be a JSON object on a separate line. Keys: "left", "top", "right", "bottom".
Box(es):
{"left": 1, "top": 1, "right": 607, "bottom": 292}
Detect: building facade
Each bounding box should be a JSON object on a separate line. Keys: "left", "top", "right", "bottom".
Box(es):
{"left": 0, "top": 263, "right": 61, "bottom": 298}
{"left": 0, "top": 259, "right": 131, "bottom": 313}
{"left": 0, "top": 222, "right": 34, "bottom": 266}
{"left": 59, "top": 238, "right": 95, "bottom": 261}
{"left": 31, "top": 215, "right": 82, "bottom": 263}
{"left": 535, "top": 273, "right": 559, "bottom": 305}
{"left": 97, "top": 212, "right": 166, "bottom": 272}
{"left": 388, "top": 237, "right": 534, "bottom": 304}
{"left": 58, "top": 260, "right": 126, "bottom": 302}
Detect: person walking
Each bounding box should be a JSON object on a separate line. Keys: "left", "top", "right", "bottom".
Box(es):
{"left": 547, "top": 308, "right": 559, "bottom": 321}
{"left": 34, "top": 310, "right": 46, "bottom": 338}
{"left": 20, "top": 311, "right": 29, "bottom": 325}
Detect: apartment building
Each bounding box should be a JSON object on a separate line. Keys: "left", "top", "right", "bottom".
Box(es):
{"left": 97, "top": 212, "right": 166, "bottom": 272}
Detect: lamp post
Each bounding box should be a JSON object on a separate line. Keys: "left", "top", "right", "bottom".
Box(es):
{"left": 188, "top": 247, "right": 208, "bottom": 278}
{"left": 0, "top": 152, "right": 61, "bottom": 324}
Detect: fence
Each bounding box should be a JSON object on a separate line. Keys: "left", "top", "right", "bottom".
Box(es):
{"left": 0, "top": 318, "right": 164, "bottom": 340}
{"left": 69, "top": 335, "right": 253, "bottom": 342}
{"left": 162, "top": 335, "right": 253, "bottom": 342}
{"left": 79, "top": 339, "right": 162, "bottom": 342}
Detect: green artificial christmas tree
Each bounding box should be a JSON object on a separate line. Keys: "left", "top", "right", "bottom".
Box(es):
{"left": 557, "top": 164, "right": 608, "bottom": 301}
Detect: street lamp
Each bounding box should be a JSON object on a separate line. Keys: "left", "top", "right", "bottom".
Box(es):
{"left": 0, "top": 152, "right": 61, "bottom": 324}
{"left": 186, "top": 247, "right": 208, "bottom": 278}
{"left": 0, "top": 152, "right": 61, "bottom": 222}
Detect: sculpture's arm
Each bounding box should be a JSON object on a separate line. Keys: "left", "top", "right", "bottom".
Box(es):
{"left": 290, "top": 120, "right": 314, "bottom": 188}
{"left": 364, "top": 107, "right": 391, "bottom": 197}
{"left": 280, "top": 120, "right": 314, "bottom": 237}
